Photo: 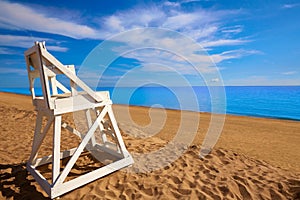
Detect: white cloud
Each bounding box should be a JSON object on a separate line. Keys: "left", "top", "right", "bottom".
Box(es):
{"left": 96, "top": 28, "right": 258, "bottom": 77}
{"left": 0, "top": 47, "right": 16, "bottom": 54}
{"left": 282, "top": 4, "right": 300, "bottom": 9}
{"left": 96, "top": 3, "right": 244, "bottom": 45}
{"left": 221, "top": 25, "right": 243, "bottom": 34}
{"left": 111, "top": 31, "right": 257, "bottom": 75}
{"left": 0, "top": 1, "right": 98, "bottom": 39}
{"left": 46, "top": 45, "right": 69, "bottom": 52}
{"left": 181, "top": 0, "right": 208, "bottom": 4}
{"left": 0, "top": 67, "right": 27, "bottom": 76}
{"left": 0, "top": 35, "right": 68, "bottom": 52}
{"left": 99, "top": 7, "right": 166, "bottom": 37}
{"left": 104, "top": 16, "right": 125, "bottom": 32}
{"left": 210, "top": 49, "right": 261, "bottom": 63}
{"left": 0, "top": 35, "right": 47, "bottom": 48}
{"left": 201, "top": 39, "right": 249, "bottom": 48}
{"left": 282, "top": 71, "right": 297, "bottom": 75}
{"left": 187, "top": 26, "right": 218, "bottom": 40}
{"left": 163, "top": 1, "right": 180, "bottom": 7}
{"left": 162, "top": 13, "right": 199, "bottom": 29}
{"left": 211, "top": 78, "right": 219, "bottom": 82}
{"left": 108, "top": 29, "right": 218, "bottom": 74}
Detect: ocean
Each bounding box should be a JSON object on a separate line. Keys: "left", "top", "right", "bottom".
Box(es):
{"left": 1, "top": 86, "right": 299, "bottom": 121}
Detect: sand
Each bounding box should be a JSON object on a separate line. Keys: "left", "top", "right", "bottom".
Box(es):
{"left": 0, "top": 92, "right": 299, "bottom": 199}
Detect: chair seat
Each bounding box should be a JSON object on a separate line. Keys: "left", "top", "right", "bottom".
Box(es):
{"left": 33, "top": 91, "right": 111, "bottom": 115}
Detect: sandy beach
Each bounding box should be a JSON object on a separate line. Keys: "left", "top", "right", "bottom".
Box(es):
{"left": 0, "top": 92, "right": 299, "bottom": 199}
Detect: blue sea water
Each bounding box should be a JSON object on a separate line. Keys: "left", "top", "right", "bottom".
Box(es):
{"left": 1, "top": 86, "right": 299, "bottom": 121}
{"left": 224, "top": 86, "right": 300, "bottom": 121}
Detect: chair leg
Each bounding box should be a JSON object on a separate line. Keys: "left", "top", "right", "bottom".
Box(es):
{"left": 100, "top": 119, "right": 108, "bottom": 143}
{"left": 52, "top": 115, "right": 61, "bottom": 185}
{"left": 85, "top": 109, "right": 96, "bottom": 147}
{"left": 94, "top": 109, "right": 108, "bottom": 144}
{"left": 28, "top": 112, "right": 54, "bottom": 165}
{"left": 107, "top": 105, "right": 130, "bottom": 157}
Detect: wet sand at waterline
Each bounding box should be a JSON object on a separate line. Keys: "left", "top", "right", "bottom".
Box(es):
{"left": 0, "top": 92, "right": 299, "bottom": 199}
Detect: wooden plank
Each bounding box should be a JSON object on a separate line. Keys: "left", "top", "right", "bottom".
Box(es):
{"left": 55, "top": 80, "right": 71, "bottom": 94}
{"left": 52, "top": 93, "right": 71, "bottom": 98}
{"left": 51, "top": 156, "right": 134, "bottom": 199}
{"left": 50, "top": 77, "right": 58, "bottom": 95}
{"left": 94, "top": 144, "right": 123, "bottom": 159}
{"left": 28, "top": 112, "right": 43, "bottom": 163}
{"left": 42, "top": 65, "right": 54, "bottom": 109}
{"left": 53, "top": 92, "right": 111, "bottom": 115}
{"left": 107, "top": 105, "right": 130, "bottom": 157}
{"left": 34, "top": 147, "right": 77, "bottom": 167}
{"left": 67, "top": 65, "right": 78, "bottom": 96}
{"left": 52, "top": 115, "right": 61, "bottom": 184}
{"left": 62, "top": 122, "right": 83, "bottom": 138}
{"left": 26, "top": 163, "right": 51, "bottom": 196}
{"left": 29, "top": 114, "right": 54, "bottom": 165}
{"left": 28, "top": 69, "right": 40, "bottom": 79}
{"left": 44, "top": 67, "right": 57, "bottom": 77}
{"left": 24, "top": 45, "right": 39, "bottom": 57}
{"left": 85, "top": 109, "right": 96, "bottom": 146}
{"left": 26, "top": 44, "right": 51, "bottom": 109}
{"left": 25, "top": 56, "right": 36, "bottom": 100}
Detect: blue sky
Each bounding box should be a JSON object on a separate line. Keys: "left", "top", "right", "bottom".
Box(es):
{"left": 0, "top": 0, "right": 299, "bottom": 88}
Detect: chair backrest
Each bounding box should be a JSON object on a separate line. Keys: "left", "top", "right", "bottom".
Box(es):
{"left": 25, "top": 41, "right": 103, "bottom": 110}
{"left": 25, "top": 42, "right": 53, "bottom": 109}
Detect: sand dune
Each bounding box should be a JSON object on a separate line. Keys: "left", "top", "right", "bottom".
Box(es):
{"left": 0, "top": 92, "right": 299, "bottom": 199}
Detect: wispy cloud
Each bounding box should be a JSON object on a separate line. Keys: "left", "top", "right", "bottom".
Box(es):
{"left": 282, "top": 3, "right": 300, "bottom": 9}
{"left": 0, "top": 47, "right": 16, "bottom": 55}
{"left": 97, "top": 29, "right": 259, "bottom": 77}
{"left": 211, "top": 78, "right": 220, "bottom": 82}
{"left": 221, "top": 25, "right": 243, "bottom": 34}
{"left": 201, "top": 39, "right": 250, "bottom": 48}
{"left": 97, "top": 4, "right": 243, "bottom": 44}
{"left": 0, "top": 67, "right": 27, "bottom": 76}
{"left": 282, "top": 71, "right": 298, "bottom": 75}
{"left": 107, "top": 29, "right": 218, "bottom": 74}
{"left": 0, "top": 1, "right": 98, "bottom": 39}
{"left": 0, "top": 35, "right": 68, "bottom": 52}
{"left": 163, "top": 1, "right": 180, "bottom": 7}
{"left": 97, "top": 6, "right": 166, "bottom": 38}
{"left": 211, "top": 49, "right": 261, "bottom": 63}
{"left": 46, "top": 45, "right": 68, "bottom": 52}
{"left": 0, "top": 35, "right": 47, "bottom": 48}
{"left": 91, "top": 3, "right": 255, "bottom": 76}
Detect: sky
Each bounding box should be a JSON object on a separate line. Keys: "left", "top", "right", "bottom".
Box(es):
{"left": 0, "top": 0, "right": 299, "bottom": 88}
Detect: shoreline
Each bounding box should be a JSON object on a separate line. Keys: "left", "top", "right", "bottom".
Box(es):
{"left": 1, "top": 90, "right": 300, "bottom": 122}
{"left": 118, "top": 103, "right": 300, "bottom": 122}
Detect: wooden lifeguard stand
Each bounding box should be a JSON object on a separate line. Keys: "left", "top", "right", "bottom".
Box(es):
{"left": 24, "top": 42, "right": 133, "bottom": 198}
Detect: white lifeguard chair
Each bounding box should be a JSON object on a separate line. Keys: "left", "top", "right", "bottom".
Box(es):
{"left": 25, "top": 42, "right": 133, "bottom": 199}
